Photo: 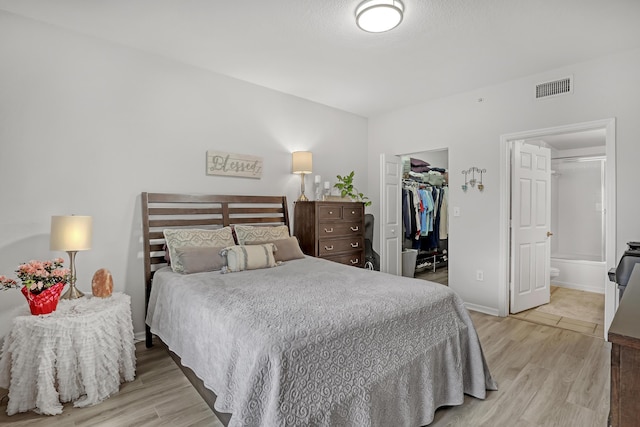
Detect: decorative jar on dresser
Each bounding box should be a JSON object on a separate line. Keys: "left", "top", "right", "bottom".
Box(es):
{"left": 294, "top": 201, "right": 365, "bottom": 267}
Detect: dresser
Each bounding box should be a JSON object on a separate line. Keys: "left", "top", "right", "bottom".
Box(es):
{"left": 294, "top": 201, "right": 365, "bottom": 267}
{"left": 608, "top": 265, "right": 640, "bottom": 427}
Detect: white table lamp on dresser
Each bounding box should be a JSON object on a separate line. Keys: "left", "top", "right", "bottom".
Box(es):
{"left": 292, "top": 151, "right": 313, "bottom": 202}
{"left": 50, "top": 215, "right": 92, "bottom": 299}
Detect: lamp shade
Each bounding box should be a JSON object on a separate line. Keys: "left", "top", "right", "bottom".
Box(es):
{"left": 292, "top": 151, "right": 313, "bottom": 174}
{"left": 50, "top": 215, "right": 93, "bottom": 251}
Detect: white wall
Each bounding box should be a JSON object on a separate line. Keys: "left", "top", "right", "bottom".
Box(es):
{"left": 0, "top": 12, "right": 368, "bottom": 339}
{"left": 368, "top": 48, "right": 640, "bottom": 313}
{"left": 551, "top": 158, "right": 605, "bottom": 260}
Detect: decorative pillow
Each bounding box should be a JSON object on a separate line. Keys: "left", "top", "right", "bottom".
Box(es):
{"left": 175, "top": 246, "right": 227, "bottom": 274}
{"left": 233, "top": 225, "right": 290, "bottom": 245}
{"left": 245, "top": 236, "right": 305, "bottom": 262}
{"left": 221, "top": 244, "right": 278, "bottom": 273}
{"left": 163, "top": 227, "right": 235, "bottom": 273}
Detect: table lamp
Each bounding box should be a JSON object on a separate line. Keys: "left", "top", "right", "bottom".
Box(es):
{"left": 50, "top": 215, "right": 93, "bottom": 299}
{"left": 292, "top": 151, "right": 312, "bottom": 201}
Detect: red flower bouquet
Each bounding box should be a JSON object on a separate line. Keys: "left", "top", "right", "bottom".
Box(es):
{"left": 1, "top": 258, "right": 70, "bottom": 315}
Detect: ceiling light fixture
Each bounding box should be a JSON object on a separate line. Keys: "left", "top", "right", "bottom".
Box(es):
{"left": 356, "top": 0, "right": 404, "bottom": 33}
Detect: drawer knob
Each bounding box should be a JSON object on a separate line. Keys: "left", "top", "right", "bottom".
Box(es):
{"left": 329, "top": 211, "right": 333, "bottom": 215}
{"left": 351, "top": 211, "right": 355, "bottom": 214}
{"left": 350, "top": 226, "right": 359, "bottom": 232}
{"left": 324, "top": 227, "right": 334, "bottom": 233}
{"left": 351, "top": 242, "right": 359, "bottom": 248}
{"left": 350, "top": 258, "right": 359, "bottom": 265}
{"left": 324, "top": 245, "right": 334, "bottom": 251}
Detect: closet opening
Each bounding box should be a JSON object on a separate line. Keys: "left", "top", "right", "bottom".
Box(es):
{"left": 400, "top": 149, "right": 449, "bottom": 286}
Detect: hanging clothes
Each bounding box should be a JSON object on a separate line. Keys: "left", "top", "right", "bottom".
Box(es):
{"left": 439, "top": 187, "right": 448, "bottom": 239}
{"left": 412, "top": 187, "right": 421, "bottom": 239}
{"left": 402, "top": 177, "right": 447, "bottom": 253}
{"left": 403, "top": 188, "right": 419, "bottom": 240}
{"left": 418, "top": 188, "right": 434, "bottom": 236}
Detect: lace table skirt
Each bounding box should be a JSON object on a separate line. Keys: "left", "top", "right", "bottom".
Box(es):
{"left": 0, "top": 292, "right": 136, "bottom": 416}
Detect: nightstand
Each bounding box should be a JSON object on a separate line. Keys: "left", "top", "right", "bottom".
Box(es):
{"left": 294, "top": 201, "right": 365, "bottom": 267}
{"left": 0, "top": 292, "right": 136, "bottom": 416}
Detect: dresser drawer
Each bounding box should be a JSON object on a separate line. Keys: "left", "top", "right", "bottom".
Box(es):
{"left": 318, "top": 222, "right": 363, "bottom": 238}
{"left": 317, "top": 204, "right": 364, "bottom": 221}
{"left": 318, "top": 237, "right": 364, "bottom": 256}
{"left": 342, "top": 205, "right": 363, "bottom": 220}
{"left": 323, "top": 251, "right": 365, "bottom": 268}
{"left": 318, "top": 205, "right": 342, "bottom": 220}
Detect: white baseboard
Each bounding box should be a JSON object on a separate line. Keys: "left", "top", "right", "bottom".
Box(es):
{"left": 465, "top": 303, "right": 500, "bottom": 317}
{"left": 134, "top": 330, "right": 146, "bottom": 342}
{"left": 552, "top": 281, "right": 604, "bottom": 294}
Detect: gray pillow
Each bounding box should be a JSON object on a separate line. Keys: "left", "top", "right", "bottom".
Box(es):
{"left": 245, "top": 236, "right": 305, "bottom": 262}
{"left": 163, "top": 227, "right": 235, "bottom": 273}
{"left": 174, "top": 246, "right": 227, "bottom": 274}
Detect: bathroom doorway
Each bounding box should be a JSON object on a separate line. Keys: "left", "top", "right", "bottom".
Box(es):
{"left": 511, "top": 139, "right": 606, "bottom": 336}
{"left": 499, "top": 119, "right": 616, "bottom": 339}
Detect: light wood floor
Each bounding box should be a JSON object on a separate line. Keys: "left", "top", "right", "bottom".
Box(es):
{"left": 431, "top": 311, "right": 610, "bottom": 426}
{"left": 0, "top": 311, "right": 609, "bottom": 427}
{"left": 415, "top": 266, "right": 448, "bottom": 286}
{"left": 511, "top": 286, "right": 605, "bottom": 338}
{"left": 0, "top": 340, "right": 223, "bottom": 427}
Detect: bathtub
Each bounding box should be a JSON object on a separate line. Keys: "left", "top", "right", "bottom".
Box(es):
{"left": 550, "top": 253, "right": 606, "bottom": 294}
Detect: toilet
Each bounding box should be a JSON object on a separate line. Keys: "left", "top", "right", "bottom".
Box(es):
{"left": 550, "top": 267, "right": 560, "bottom": 282}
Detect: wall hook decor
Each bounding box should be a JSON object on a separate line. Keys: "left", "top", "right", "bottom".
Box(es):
{"left": 469, "top": 167, "right": 477, "bottom": 187}
{"left": 461, "top": 169, "right": 469, "bottom": 192}
{"left": 477, "top": 168, "right": 486, "bottom": 191}
{"left": 463, "top": 167, "right": 487, "bottom": 192}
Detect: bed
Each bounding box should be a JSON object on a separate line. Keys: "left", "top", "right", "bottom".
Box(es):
{"left": 141, "top": 192, "right": 497, "bottom": 427}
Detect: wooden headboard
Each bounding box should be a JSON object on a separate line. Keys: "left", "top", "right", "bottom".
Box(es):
{"left": 141, "top": 192, "right": 290, "bottom": 347}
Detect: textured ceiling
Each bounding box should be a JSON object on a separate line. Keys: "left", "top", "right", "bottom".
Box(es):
{"left": 1, "top": 0, "right": 640, "bottom": 117}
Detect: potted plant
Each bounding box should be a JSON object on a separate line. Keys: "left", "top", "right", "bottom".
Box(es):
{"left": 1, "top": 258, "right": 70, "bottom": 315}
{"left": 334, "top": 171, "right": 371, "bottom": 206}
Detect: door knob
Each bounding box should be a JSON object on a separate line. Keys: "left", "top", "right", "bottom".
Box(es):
{"left": 547, "top": 231, "right": 554, "bottom": 237}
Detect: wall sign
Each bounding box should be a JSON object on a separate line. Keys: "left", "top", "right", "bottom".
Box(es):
{"left": 206, "top": 150, "right": 263, "bottom": 179}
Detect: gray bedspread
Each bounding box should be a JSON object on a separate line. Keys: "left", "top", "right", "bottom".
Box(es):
{"left": 146, "top": 256, "right": 496, "bottom": 427}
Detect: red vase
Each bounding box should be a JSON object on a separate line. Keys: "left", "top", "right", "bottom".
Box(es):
{"left": 21, "top": 282, "right": 65, "bottom": 315}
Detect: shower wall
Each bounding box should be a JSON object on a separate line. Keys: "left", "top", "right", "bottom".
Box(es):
{"left": 550, "top": 157, "right": 605, "bottom": 262}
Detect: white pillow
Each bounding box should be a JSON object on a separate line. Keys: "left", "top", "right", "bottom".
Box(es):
{"left": 221, "top": 244, "right": 278, "bottom": 273}
{"left": 234, "top": 225, "right": 290, "bottom": 244}
{"left": 163, "top": 227, "right": 235, "bottom": 273}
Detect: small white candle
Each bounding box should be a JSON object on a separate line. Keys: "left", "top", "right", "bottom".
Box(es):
{"left": 324, "top": 181, "right": 331, "bottom": 189}
{"left": 315, "top": 175, "right": 321, "bottom": 183}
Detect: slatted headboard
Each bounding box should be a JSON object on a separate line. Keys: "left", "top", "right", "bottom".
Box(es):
{"left": 141, "top": 192, "right": 290, "bottom": 347}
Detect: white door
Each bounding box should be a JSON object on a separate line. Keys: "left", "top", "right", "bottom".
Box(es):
{"left": 511, "top": 141, "right": 552, "bottom": 313}
{"left": 380, "top": 154, "right": 402, "bottom": 275}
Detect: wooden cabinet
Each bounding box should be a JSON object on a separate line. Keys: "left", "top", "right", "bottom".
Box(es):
{"left": 608, "top": 266, "right": 640, "bottom": 427}
{"left": 294, "top": 201, "right": 365, "bottom": 268}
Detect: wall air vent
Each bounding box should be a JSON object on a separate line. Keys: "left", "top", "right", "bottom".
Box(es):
{"left": 535, "top": 76, "right": 573, "bottom": 99}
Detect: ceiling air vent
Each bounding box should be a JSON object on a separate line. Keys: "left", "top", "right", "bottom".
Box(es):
{"left": 535, "top": 76, "right": 573, "bottom": 99}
